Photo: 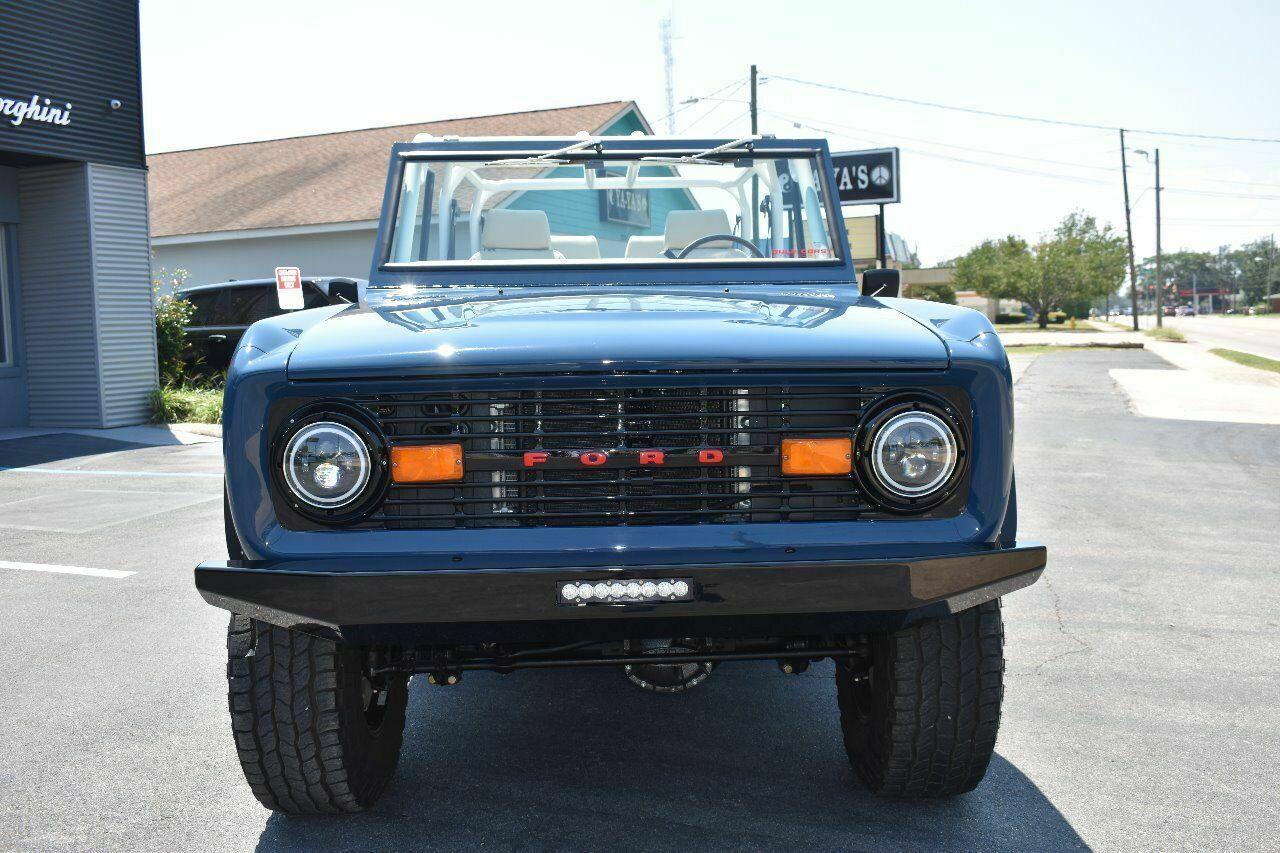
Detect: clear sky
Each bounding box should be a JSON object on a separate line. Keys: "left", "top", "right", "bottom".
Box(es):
{"left": 139, "top": 0, "right": 1280, "bottom": 266}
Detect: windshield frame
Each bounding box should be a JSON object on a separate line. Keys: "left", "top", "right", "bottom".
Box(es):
{"left": 369, "top": 137, "right": 854, "bottom": 290}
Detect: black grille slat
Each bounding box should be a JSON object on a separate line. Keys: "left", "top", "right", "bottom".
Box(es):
{"left": 359, "top": 382, "right": 873, "bottom": 528}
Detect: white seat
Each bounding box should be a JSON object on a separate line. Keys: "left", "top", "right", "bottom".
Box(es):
{"left": 662, "top": 209, "right": 745, "bottom": 259}
{"left": 624, "top": 235, "right": 665, "bottom": 259}
{"left": 550, "top": 235, "right": 601, "bottom": 260}
{"left": 470, "top": 209, "right": 563, "bottom": 261}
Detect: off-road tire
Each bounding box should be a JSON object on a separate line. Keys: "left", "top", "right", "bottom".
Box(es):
{"left": 837, "top": 599, "right": 1004, "bottom": 798}
{"left": 226, "top": 615, "right": 409, "bottom": 814}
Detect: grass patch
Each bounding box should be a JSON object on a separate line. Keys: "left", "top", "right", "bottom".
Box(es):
{"left": 151, "top": 383, "right": 223, "bottom": 424}
{"left": 1209, "top": 348, "right": 1280, "bottom": 374}
{"left": 1143, "top": 326, "right": 1186, "bottom": 342}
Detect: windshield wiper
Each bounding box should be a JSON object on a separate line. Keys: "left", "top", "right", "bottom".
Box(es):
{"left": 640, "top": 135, "right": 759, "bottom": 166}
{"left": 486, "top": 136, "right": 603, "bottom": 167}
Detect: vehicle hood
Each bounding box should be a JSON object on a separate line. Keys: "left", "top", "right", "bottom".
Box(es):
{"left": 283, "top": 286, "right": 950, "bottom": 379}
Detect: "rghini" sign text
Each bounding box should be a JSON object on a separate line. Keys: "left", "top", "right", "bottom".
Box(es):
{"left": 1, "top": 94, "right": 72, "bottom": 128}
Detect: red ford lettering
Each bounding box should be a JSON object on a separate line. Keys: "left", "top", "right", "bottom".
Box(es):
{"left": 523, "top": 451, "right": 549, "bottom": 468}
{"left": 638, "top": 450, "right": 665, "bottom": 465}
{"left": 580, "top": 451, "right": 608, "bottom": 466}
{"left": 698, "top": 448, "right": 724, "bottom": 464}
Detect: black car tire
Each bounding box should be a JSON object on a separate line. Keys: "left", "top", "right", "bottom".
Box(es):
{"left": 225, "top": 614, "right": 409, "bottom": 814}
{"left": 837, "top": 599, "right": 1004, "bottom": 798}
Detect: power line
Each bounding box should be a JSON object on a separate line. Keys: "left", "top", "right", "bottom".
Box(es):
{"left": 761, "top": 109, "right": 1115, "bottom": 187}
{"left": 657, "top": 77, "right": 742, "bottom": 126}
{"left": 762, "top": 107, "right": 1116, "bottom": 173}
{"left": 680, "top": 81, "right": 748, "bottom": 133}
{"left": 1166, "top": 217, "right": 1279, "bottom": 224}
{"left": 764, "top": 107, "right": 1280, "bottom": 201}
{"left": 1164, "top": 186, "right": 1280, "bottom": 201}
{"left": 768, "top": 74, "right": 1280, "bottom": 144}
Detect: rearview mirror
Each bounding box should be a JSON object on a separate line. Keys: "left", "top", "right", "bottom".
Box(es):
{"left": 861, "top": 268, "right": 900, "bottom": 298}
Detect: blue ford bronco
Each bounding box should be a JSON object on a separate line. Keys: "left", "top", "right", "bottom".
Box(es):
{"left": 197, "top": 134, "right": 1046, "bottom": 813}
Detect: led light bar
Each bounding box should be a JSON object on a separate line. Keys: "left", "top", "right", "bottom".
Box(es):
{"left": 559, "top": 578, "right": 695, "bottom": 605}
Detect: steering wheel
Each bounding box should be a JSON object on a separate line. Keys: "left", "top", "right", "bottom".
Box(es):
{"left": 664, "top": 234, "right": 765, "bottom": 259}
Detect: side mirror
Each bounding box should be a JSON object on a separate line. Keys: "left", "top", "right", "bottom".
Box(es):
{"left": 861, "top": 268, "right": 900, "bottom": 298}
{"left": 328, "top": 280, "right": 360, "bottom": 304}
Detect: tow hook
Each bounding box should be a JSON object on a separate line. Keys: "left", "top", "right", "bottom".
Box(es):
{"left": 777, "top": 659, "right": 810, "bottom": 675}
{"left": 426, "top": 669, "right": 461, "bottom": 686}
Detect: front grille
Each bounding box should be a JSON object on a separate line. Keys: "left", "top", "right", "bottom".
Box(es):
{"left": 356, "top": 383, "right": 880, "bottom": 528}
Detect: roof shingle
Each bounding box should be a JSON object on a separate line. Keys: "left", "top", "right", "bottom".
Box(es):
{"left": 147, "top": 101, "right": 635, "bottom": 238}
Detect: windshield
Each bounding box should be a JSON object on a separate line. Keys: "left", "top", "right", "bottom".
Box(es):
{"left": 384, "top": 143, "right": 841, "bottom": 267}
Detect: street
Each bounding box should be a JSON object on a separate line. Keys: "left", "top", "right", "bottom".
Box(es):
{"left": 1137, "top": 314, "right": 1280, "bottom": 361}
{"left": 1, "top": 346, "right": 1276, "bottom": 852}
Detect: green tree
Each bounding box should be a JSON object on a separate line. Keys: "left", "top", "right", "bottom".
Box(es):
{"left": 1233, "top": 236, "right": 1279, "bottom": 305}
{"left": 954, "top": 212, "right": 1126, "bottom": 328}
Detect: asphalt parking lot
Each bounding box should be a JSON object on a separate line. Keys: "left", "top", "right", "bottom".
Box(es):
{"left": 2, "top": 347, "right": 1278, "bottom": 852}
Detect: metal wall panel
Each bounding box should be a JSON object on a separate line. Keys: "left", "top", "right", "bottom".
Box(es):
{"left": 0, "top": 0, "right": 144, "bottom": 168}
{"left": 89, "top": 163, "right": 156, "bottom": 426}
{"left": 16, "top": 163, "right": 102, "bottom": 426}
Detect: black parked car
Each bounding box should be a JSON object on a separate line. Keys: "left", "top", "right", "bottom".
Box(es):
{"left": 178, "top": 276, "right": 364, "bottom": 373}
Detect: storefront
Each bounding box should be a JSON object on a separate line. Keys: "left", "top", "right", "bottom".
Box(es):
{"left": 0, "top": 0, "right": 154, "bottom": 428}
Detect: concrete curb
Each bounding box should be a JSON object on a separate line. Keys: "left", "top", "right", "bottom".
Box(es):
{"left": 168, "top": 422, "right": 222, "bottom": 438}
{"left": 1005, "top": 341, "right": 1145, "bottom": 349}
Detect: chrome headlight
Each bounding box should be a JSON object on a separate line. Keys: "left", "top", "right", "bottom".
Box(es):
{"left": 282, "top": 420, "right": 372, "bottom": 509}
{"left": 858, "top": 397, "right": 966, "bottom": 511}
{"left": 871, "top": 411, "right": 958, "bottom": 497}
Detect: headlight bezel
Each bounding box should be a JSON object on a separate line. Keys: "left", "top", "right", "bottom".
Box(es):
{"left": 856, "top": 394, "right": 968, "bottom": 513}
{"left": 271, "top": 403, "right": 388, "bottom": 524}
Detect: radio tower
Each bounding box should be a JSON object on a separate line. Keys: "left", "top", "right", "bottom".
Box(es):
{"left": 660, "top": 11, "right": 675, "bottom": 134}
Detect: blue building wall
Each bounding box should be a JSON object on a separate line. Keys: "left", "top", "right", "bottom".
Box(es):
{"left": 506, "top": 111, "right": 698, "bottom": 253}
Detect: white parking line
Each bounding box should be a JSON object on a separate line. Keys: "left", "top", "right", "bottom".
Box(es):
{"left": 0, "top": 560, "right": 136, "bottom": 579}
{"left": 0, "top": 466, "right": 222, "bottom": 479}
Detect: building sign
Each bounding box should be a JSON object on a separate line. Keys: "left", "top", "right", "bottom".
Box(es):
{"left": 600, "top": 184, "right": 651, "bottom": 228}
{"left": 0, "top": 93, "right": 72, "bottom": 128}
{"left": 830, "top": 148, "right": 899, "bottom": 205}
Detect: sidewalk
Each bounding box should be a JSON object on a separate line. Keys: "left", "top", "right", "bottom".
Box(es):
{"left": 0, "top": 424, "right": 219, "bottom": 447}
{"left": 1110, "top": 339, "right": 1280, "bottom": 425}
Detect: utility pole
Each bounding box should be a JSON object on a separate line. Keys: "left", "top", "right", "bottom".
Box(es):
{"left": 1119, "top": 129, "right": 1140, "bottom": 330}
{"left": 750, "top": 64, "right": 759, "bottom": 243}
{"left": 1154, "top": 148, "right": 1164, "bottom": 328}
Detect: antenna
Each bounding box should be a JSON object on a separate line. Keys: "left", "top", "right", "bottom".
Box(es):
{"left": 660, "top": 10, "right": 675, "bottom": 133}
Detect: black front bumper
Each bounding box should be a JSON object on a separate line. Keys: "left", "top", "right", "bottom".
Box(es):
{"left": 195, "top": 543, "right": 1046, "bottom": 645}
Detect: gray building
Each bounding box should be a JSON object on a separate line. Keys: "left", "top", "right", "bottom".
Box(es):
{"left": 0, "top": 0, "right": 154, "bottom": 428}
{"left": 147, "top": 102, "right": 653, "bottom": 286}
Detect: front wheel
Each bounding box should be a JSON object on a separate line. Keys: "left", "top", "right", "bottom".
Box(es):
{"left": 226, "top": 615, "right": 409, "bottom": 814}
{"left": 837, "top": 599, "right": 1004, "bottom": 798}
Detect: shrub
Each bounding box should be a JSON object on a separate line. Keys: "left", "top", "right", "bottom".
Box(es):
{"left": 150, "top": 380, "right": 223, "bottom": 424}
{"left": 912, "top": 283, "right": 957, "bottom": 305}
{"left": 1047, "top": 311, "right": 1068, "bottom": 324}
{"left": 153, "top": 267, "right": 193, "bottom": 384}
{"left": 1058, "top": 296, "right": 1094, "bottom": 319}
{"left": 996, "top": 312, "right": 1028, "bottom": 324}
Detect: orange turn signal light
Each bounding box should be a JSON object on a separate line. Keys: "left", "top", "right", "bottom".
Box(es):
{"left": 391, "top": 443, "right": 464, "bottom": 483}
{"left": 781, "top": 437, "right": 853, "bottom": 476}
